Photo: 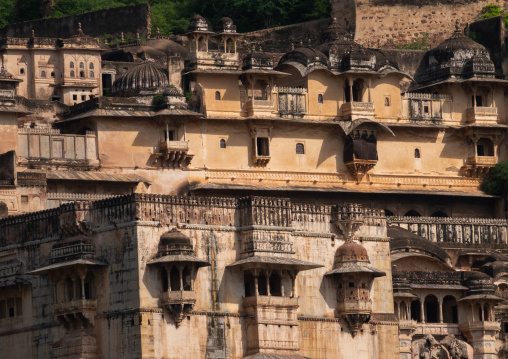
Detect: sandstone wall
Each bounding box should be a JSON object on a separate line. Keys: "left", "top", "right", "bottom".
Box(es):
{"left": 0, "top": 3, "right": 150, "bottom": 39}
{"left": 331, "top": 0, "right": 507, "bottom": 47}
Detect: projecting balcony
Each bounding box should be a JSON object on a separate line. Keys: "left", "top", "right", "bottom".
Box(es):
{"left": 337, "top": 299, "right": 372, "bottom": 314}
{"left": 466, "top": 107, "right": 498, "bottom": 124}
{"left": 463, "top": 155, "right": 497, "bottom": 178}
{"left": 152, "top": 140, "right": 193, "bottom": 168}
{"left": 415, "top": 323, "right": 460, "bottom": 336}
{"left": 340, "top": 101, "right": 375, "bottom": 121}
{"left": 160, "top": 290, "right": 196, "bottom": 326}
{"left": 245, "top": 98, "right": 275, "bottom": 117}
{"left": 52, "top": 299, "right": 97, "bottom": 328}
{"left": 243, "top": 295, "right": 299, "bottom": 325}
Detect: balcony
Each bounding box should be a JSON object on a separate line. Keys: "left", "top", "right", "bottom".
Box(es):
{"left": 243, "top": 295, "right": 299, "bottom": 325}
{"left": 463, "top": 155, "right": 497, "bottom": 178}
{"left": 52, "top": 299, "right": 97, "bottom": 328}
{"left": 245, "top": 98, "right": 275, "bottom": 117}
{"left": 160, "top": 290, "right": 196, "bottom": 326}
{"left": 252, "top": 154, "right": 270, "bottom": 167}
{"left": 152, "top": 140, "right": 193, "bottom": 168}
{"left": 345, "top": 158, "right": 377, "bottom": 181}
{"left": 277, "top": 89, "right": 307, "bottom": 118}
{"left": 466, "top": 107, "right": 498, "bottom": 125}
{"left": 340, "top": 101, "right": 375, "bottom": 121}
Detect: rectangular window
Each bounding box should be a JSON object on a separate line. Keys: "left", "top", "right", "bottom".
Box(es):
{"left": 7, "top": 297, "right": 15, "bottom": 317}
{"left": 477, "top": 144, "right": 485, "bottom": 157}
{"left": 164, "top": 130, "right": 175, "bottom": 141}
{"left": 257, "top": 137, "right": 269, "bottom": 156}
{"left": 81, "top": 95, "right": 86, "bottom": 101}
{"left": 0, "top": 300, "right": 6, "bottom": 319}
{"left": 72, "top": 94, "right": 77, "bottom": 101}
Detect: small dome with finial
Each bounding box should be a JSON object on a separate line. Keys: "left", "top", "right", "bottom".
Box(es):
{"left": 113, "top": 61, "right": 169, "bottom": 94}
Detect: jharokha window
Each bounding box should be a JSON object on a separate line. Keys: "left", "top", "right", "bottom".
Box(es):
{"left": 0, "top": 296, "right": 22, "bottom": 321}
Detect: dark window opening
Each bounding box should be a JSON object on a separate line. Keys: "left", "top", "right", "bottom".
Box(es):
{"left": 72, "top": 94, "right": 77, "bottom": 101}
{"left": 215, "top": 91, "right": 221, "bottom": 100}
{"left": 472, "top": 95, "right": 483, "bottom": 107}
{"left": 70, "top": 70, "right": 75, "bottom": 78}
{"left": 503, "top": 321, "right": 508, "bottom": 333}
{"left": 258, "top": 273, "right": 268, "bottom": 296}
{"left": 79, "top": 71, "right": 85, "bottom": 78}
{"left": 170, "top": 267, "right": 180, "bottom": 291}
{"left": 79, "top": 62, "right": 84, "bottom": 69}
{"left": 81, "top": 95, "right": 86, "bottom": 101}
{"left": 424, "top": 295, "right": 439, "bottom": 323}
{"left": 431, "top": 209, "right": 448, "bottom": 218}
{"left": 164, "top": 130, "right": 175, "bottom": 141}
{"left": 349, "top": 282, "right": 355, "bottom": 288}
{"left": 66, "top": 277, "right": 74, "bottom": 301}
{"left": 414, "top": 148, "right": 420, "bottom": 158}
{"left": 269, "top": 272, "right": 282, "bottom": 296}
{"left": 41, "top": 71, "right": 46, "bottom": 78}
{"left": 318, "top": 94, "right": 323, "bottom": 104}
{"left": 89, "top": 63, "right": 94, "bottom": 69}
{"left": 90, "top": 71, "right": 94, "bottom": 78}
{"left": 423, "top": 105, "right": 429, "bottom": 114}
{"left": 244, "top": 271, "right": 255, "bottom": 297}
{"left": 442, "top": 296, "right": 458, "bottom": 323}
{"left": 19, "top": 68, "right": 25, "bottom": 75}
{"left": 384, "top": 97, "right": 390, "bottom": 106}
{"left": 50, "top": 71, "right": 55, "bottom": 78}
{"left": 257, "top": 137, "right": 269, "bottom": 156}
{"left": 182, "top": 266, "right": 191, "bottom": 291}
{"left": 220, "top": 139, "right": 226, "bottom": 149}
{"left": 411, "top": 300, "right": 421, "bottom": 322}
{"left": 296, "top": 143, "right": 304, "bottom": 154}
{"left": 384, "top": 209, "right": 394, "bottom": 217}
{"left": 162, "top": 268, "right": 169, "bottom": 292}
{"left": 102, "top": 74, "right": 112, "bottom": 96}
{"left": 477, "top": 138, "right": 494, "bottom": 157}
{"left": 84, "top": 280, "right": 92, "bottom": 299}
{"left": 404, "top": 210, "right": 421, "bottom": 217}
{"left": 70, "top": 62, "right": 74, "bottom": 69}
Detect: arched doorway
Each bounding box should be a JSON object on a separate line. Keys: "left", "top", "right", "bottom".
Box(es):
{"left": 411, "top": 299, "right": 421, "bottom": 322}
{"left": 442, "top": 295, "right": 458, "bottom": 323}
{"left": 424, "top": 295, "right": 439, "bottom": 323}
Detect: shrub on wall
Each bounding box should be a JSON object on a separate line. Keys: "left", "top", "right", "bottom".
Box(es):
{"left": 480, "top": 161, "right": 508, "bottom": 196}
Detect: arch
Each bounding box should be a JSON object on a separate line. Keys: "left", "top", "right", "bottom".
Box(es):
{"left": 474, "top": 302, "right": 483, "bottom": 321}
{"left": 0, "top": 202, "right": 8, "bottom": 219}
{"left": 50, "top": 71, "right": 55, "bottom": 78}
{"left": 400, "top": 301, "right": 408, "bottom": 320}
{"left": 344, "top": 79, "right": 363, "bottom": 102}
{"left": 197, "top": 36, "right": 207, "bottom": 52}
{"left": 70, "top": 62, "right": 74, "bottom": 69}
{"left": 90, "top": 71, "right": 94, "bottom": 78}
{"left": 220, "top": 139, "right": 226, "bottom": 149}
{"left": 404, "top": 209, "right": 421, "bottom": 217}
{"left": 269, "top": 272, "right": 282, "bottom": 296}
{"left": 79, "top": 71, "right": 85, "bottom": 78}
{"left": 431, "top": 209, "right": 448, "bottom": 218}
{"left": 161, "top": 267, "right": 168, "bottom": 292}
{"left": 19, "top": 68, "right": 25, "bottom": 75}
{"left": 215, "top": 91, "right": 221, "bottom": 100}
{"left": 414, "top": 148, "right": 420, "bottom": 158}
{"left": 41, "top": 70, "right": 46, "bottom": 78}
{"left": 79, "top": 62, "right": 84, "bottom": 69}
{"left": 182, "top": 266, "right": 191, "bottom": 291}
{"left": 442, "top": 295, "right": 458, "bottom": 323}
{"left": 424, "top": 294, "right": 439, "bottom": 323}
{"left": 484, "top": 303, "right": 490, "bottom": 321}
{"left": 89, "top": 62, "right": 94, "bottom": 69}
{"left": 225, "top": 38, "right": 235, "bottom": 53}
{"left": 318, "top": 94, "right": 323, "bottom": 104}
{"left": 296, "top": 143, "right": 304, "bottom": 154}
{"left": 208, "top": 38, "right": 219, "bottom": 51}
{"left": 384, "top": 209, "right": 394, "bottom": 217}
{"left": 411, "top": 299, "right": 421, "bottom": 322}
{"left": 169, "top": 266, "right": 180, "bottom": 291}
{"left": 258, "top": 271, "right": 268, "bottom": 296}
{"left": 251, "top": 79, "right": 269, "bottom": 100}
{"left": 70, "top": 70, "right": 75, "bottom": 77}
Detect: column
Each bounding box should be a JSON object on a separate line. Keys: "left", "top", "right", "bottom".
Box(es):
{"left": 266, "top": 270, "right": 271, "bottom": 296}
{"left": 253, "top": 269, "right": 259, "bottom": 296}
{"left": 439, "top": 298, "right": 443, "bottom": 323}
{"left": 367, "top": 77, "right": 371, "bottom": 102}
{"left": 280, "top": 270, "right": 284, "bottom": 296}
{"left": 420, "top": 299, "right": 425, "bottom": 323}
{"left": 179, "top": 266, "right": 183, "bottom": 292}
{"left": 291, "top": 272, "right": 296, "bottom": 298}
{"left": 167, "top": 266, "right": 171, "bottom": 292}
{"left": 80, "top": 275, "right": 86, "bottom": 300}
{"left": 349, "top": 77, "right": 353, "bottom": 103}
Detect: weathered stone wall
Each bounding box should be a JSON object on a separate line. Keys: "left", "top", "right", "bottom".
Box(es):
{"left": 0, "top": 3, "right": 150, "bottom": 39}
{"left": 331, "top": 0, "right": 507, "bottom": 47}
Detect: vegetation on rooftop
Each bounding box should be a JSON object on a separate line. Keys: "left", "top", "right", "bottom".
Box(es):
{"left": 481, "top": 4, "right": 508, "bottom": 29}
{"left": 480, "top": 161, "right": 508, "bottom": 196}
{"left": 0, "top": 0, "right": 330, "bottom": 35}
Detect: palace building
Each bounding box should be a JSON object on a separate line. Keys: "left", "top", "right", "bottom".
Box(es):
{"left": 0, "top": 6, "right": 507, "bottom": 359}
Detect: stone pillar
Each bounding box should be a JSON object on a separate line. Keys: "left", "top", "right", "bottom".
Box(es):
{"left": 266, "top": 270, "right": 271, "bottom": 296}
{"left": 439, "top": 298, "right": 443, "bottom": 323}
{"left": 420, "top": 300, "right": 425, "bottom": 323}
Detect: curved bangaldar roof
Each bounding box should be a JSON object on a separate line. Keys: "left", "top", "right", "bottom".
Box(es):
{"left": 414, "top": 20, "right": 496, "bottom": 87}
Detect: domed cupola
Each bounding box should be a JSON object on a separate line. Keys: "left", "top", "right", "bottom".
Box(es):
{"left": 321, "top": 17, "right": 350, "bottom": 44}
{"left": 215, "top": 17, "right": 236, "bottom": 33}
{"left": 277, "top": 46, "right": 329, "bottom": 71}
{"left": 113, "top": 60, "right": 169, "bottom": 94}
{"left": 158, "top": 229, "right": 194, "bottom": 256}
{"left": 415, "top": 20, "right": 495, "bottom": 86}
{"left": 188, "top": 14, "right": 209, "bottom": 32}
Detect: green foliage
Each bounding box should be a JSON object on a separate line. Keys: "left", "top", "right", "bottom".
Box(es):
{"left": 481, "top": 4, "right": 508, "bottom": 29}
{"left": 467, "top": 30, "right": 482, "bottom": 44}
{"left": 0, "top": 0, "right": 330, "bottom": 35}
{"left": 152, "top": 94, "right": 164, "bottom": 104}
{"left": 480, "top": 161, "right": 508, "bottom": 196}
{"left": 396, "top": 32, "right": 430, "bottom": 51}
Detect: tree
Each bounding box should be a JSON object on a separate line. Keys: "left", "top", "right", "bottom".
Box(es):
{"left": 481, "top": 4, "right": 508, "bottom": 29}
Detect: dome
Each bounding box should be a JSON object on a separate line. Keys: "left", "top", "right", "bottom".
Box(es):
{"left": 277, "top": 47, "right": 329, "bottom": 68}
{"left": 415, "top": 21, "right": 495, "bottom": 86}
{"left": 113, "top": 61, "right": 169, "bottom": 94}
{"left": 188, "top": 14, "right": 209, "bottom": 32}
{"left": 334, "top": 241, "right": 370, "bottom": 264}
{"left": 158, "top": 229, "right": 194, "bottom": 256}
{"left": 321, "top": 18, "right": 350, "bottom": 44}
{"left": 216, "top": 17, "right": 237, "bottom": 33}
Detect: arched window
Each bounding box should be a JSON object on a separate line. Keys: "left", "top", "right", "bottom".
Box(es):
{"left": 424, "top": 295, "right": 439, "bottom": 323}
{"left": 442, "top": 295, "right": 458, "bottom": 323}
{"left": 296, "top": 143, "right": 304, "bottom": 154}
{"left": 318, "top": 94, "right": 323, "bottom": 104}
{"left": 414, "top": 148, "right": 420, "bottom": 158}
{"left": 220, "top": 139, "right": 226, "bottom": 148}
{"left": 89, "top": 63, "right": 94, "bottom": 69}
{"left": 182, "top": 266, "right": 191, "bottom": 291}
{"left": 215, "top": 91, "right": 221, "bottom": 100}
{"left": 70, "top": 70, "right": 75, "bottom": 78}
{"left": 19, "top": 68, "right": 25, "bottom": 75}
{"left": 40, "top": 71, "right": 46, "bottom": 78}
{"left": 384, "top": 209, "right": 394, "bottom": 217}
{"left": 431, "top": 209, "right": 448, "bottom": 218}
{"left": 404, "top": 209, "right": 421, "bottom": 217}
{"left": 79, "top": 62, "right": 84, "bottom": 69}
{"left": 50, "top": 71, "right": 55, "bottom": 78}
{"left": 79, "top": 71, "right": 85, "bottom": 78}
{"left": 90, "top": 71, "right": 94, "bottom": 78}
{"left": 70, "top": 62, "right": 74, "bottom": 69}
{"left": 0, "top": 202, "right": 8, "bottom": 219}
{"left": 169, "top": 266, "right": 180, "bottom": 291}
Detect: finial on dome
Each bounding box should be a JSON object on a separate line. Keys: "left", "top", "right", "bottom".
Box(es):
{"left": 136, "top": 32, "right": 140, "bottom": 41}
{"left": 121, "top": 32, "right": 124, "bottom": 42}
{"left": 76, "top": 22, "right": 84, "bottom": 36}
{"left": 31, "top": 29, "right": 35, "bottom": 38}
{"left": 455, "top": 19, "right": 460, "bottom": 32}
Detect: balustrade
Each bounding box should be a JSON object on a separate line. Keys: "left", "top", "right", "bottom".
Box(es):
{"left": 466, "top": 106, "right": 498, "bottom": 124}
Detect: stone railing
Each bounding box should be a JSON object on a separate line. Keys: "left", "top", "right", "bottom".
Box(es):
{"left": 415, "top": 323, "right": 460, "bottom": 336}
{"left": 388, "top": 216, "right": 508, "bottom": 244}
{"left": 274, "top": 86, "right": 307, "bottom": 94}
{"left": 51, "top": 242, "right": 94, "bottom": 261}
{"left": 340, "top": 101, "right": 375, "bottom": 121}
{"left": 467, "top": 155, "right": 497, "bottom": 166}
{"left": 159, "top": 140, "right": 189, "bottom": 152}
{"left": 47, "top": 193, "right": 116, "bottom": 201}
{"left": 18, "top": 129, "right": 98, "bottom": 164}
{"left": 337, "top": 300, "right": 372, "bottom": 313}
{"left": 404, "top": 93, "right": 451, "bottom": 100}
{"left": 53, "top": 299, "right": 97, "bottom": 317}
{"left": 161, "top": 290, "right": 196, "bottom": 303}
{"left": 0, "top": 260, "right": 20, "bottom": 278}
{"left": 466, "top": 107, "right": 498, "bottom": 124}
{"left": 0, "top": 89, "right": 14, "bottom": 98}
